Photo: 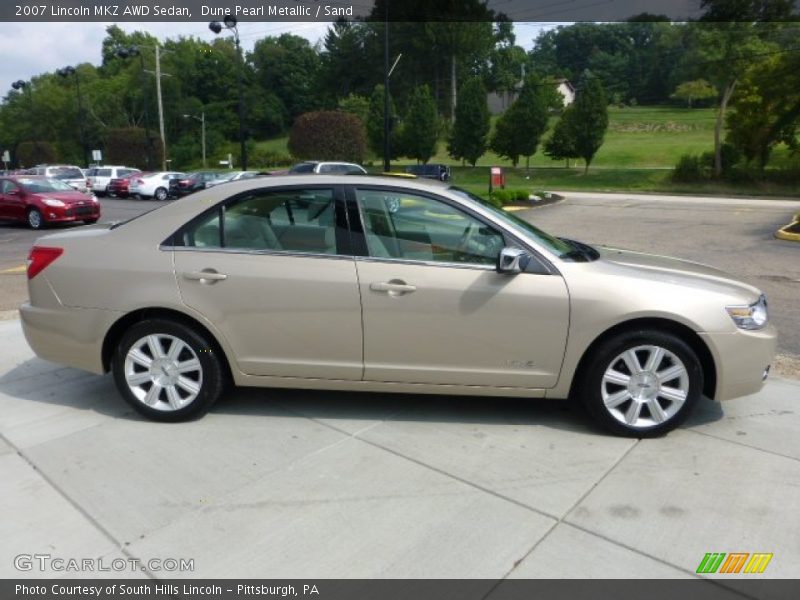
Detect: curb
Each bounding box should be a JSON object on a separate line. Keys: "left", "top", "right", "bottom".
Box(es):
{"left": 502, "top": 192, "right": 565, "bottom": 212}
{"left": 775, "top": 220, "right": 800, "bottom": 242}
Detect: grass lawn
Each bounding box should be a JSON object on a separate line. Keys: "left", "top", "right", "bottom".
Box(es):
{"left": 253, "top": 106, "right": 799, "bottom": 196}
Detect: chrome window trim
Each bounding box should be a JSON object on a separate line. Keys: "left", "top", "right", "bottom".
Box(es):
{"left": 163, "top": 244, "right": 354, "bottom": 262}
{"left": 355, "top": 255, "right": 496, "bottom": 272}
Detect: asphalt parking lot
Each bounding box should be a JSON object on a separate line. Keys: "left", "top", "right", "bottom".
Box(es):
{"left": 1, "top": 191, "right": 799, "bottom": 584}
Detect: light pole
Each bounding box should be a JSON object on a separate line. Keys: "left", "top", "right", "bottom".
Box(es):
{"left": 56, "top": 66, "right": 89, "bottom": 167}
{"left": 115, "top": 46, "right": 153, "bottom": 169}
{"left": 209, "top": 15, "right": 247, "bottom": 171}
{"left": 183, "top": 112, "right": 206, "bottom": 168}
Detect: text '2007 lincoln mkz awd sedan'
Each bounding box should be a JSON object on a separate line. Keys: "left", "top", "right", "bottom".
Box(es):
{"left": 20, "top": 176, "right": 776, "bottom": 436}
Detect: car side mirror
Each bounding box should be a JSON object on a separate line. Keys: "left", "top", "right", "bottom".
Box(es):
{"left": 497, "top": 247, "right": 530, "bottom": 274}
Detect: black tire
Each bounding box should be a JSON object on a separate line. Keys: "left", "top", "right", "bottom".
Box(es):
{"left": 575, "top": 329, "right": 703, "bottom": 438}
{"left": 27, "top": 207, "right": 45, "bottom": 230}
{"left": 154, "top": 187, "right": 168, "bottom": 201}
{"left": 112, "top": 319, "right": 226, "bottom": 422}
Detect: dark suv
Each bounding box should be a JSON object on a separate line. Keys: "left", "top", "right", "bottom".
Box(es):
{"left": 404, "top": 164, "right": 451, "bottom": 182}
{"left": 170, "top": 171, "right": 225, "bottom": 196}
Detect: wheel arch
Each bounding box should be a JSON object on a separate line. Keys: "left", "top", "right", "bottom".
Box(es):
{"left": 569, "top": 317, "right": 717, "bottom": 400}
{"left": 101, "top": 307, "right": 234, "bottom": 382}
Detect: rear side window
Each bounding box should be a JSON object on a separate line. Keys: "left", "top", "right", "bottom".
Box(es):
{"left": 289, "top": 163, "right": 315, "bottom": 174}
{"left": 96, "top": 169, "right": 112, "bottom": 177}
{"left": 177, "top": 188, "right": 338, "bottom": 255}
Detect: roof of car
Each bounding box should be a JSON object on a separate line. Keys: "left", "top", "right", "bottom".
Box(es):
{"left": 202, "top": 174, "right": 449, "bottom": 195}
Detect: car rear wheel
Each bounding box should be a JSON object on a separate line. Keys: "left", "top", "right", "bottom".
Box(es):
{"left": 112, "top": 319, "right": 225, "bottom": 422}
{"left": 154, "top": 187, "right": 168, "bottom": 201}
{"left": 26, "top": 208, "right": 44, "bottom": 230}
{"left": 577, "top": 330, "right": 703, "bottom": 437}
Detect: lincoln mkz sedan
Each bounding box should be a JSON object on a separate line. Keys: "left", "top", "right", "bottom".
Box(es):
{"left": 20, "top": 176, "right": 776, "bottom": 436}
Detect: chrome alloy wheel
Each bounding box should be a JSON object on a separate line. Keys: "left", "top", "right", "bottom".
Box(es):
{"left": 123, "top": 334, "right": 203, "bottom": 411}
{"left": 601, "top": 345, "right": 689, "bottom": 429}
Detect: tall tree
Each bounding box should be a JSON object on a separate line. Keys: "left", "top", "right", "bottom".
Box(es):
{"left": 515, "top": 76, "right": 552, "bottom": 169}
{"left": 366, "top": 84, "right": 400, "bottom": 159}
{"left": 568, "top": 73, "right": 609, "bottom": 174}
{"left": 448, "top": 77, "right": 490, "bottom": 166}
{"left": 544, "top": 106, "right": 579, "bottom": 168}
{"left": 402, "top": 85, "right": 439, "bottom": 163}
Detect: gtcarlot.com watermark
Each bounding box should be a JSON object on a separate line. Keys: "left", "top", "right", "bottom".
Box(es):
{"left": 14, "top": 553, "right": 194, "bottom": 573}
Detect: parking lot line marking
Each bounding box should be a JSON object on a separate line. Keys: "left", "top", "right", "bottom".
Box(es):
{"left": 0, "top": 264, "right": 25, "bottom": 274}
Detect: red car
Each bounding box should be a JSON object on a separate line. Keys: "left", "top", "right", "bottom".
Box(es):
{"left": 105, "top": 171, "right": 142, "bottom": 198}
{"left": 0, "top": 176, "right": 101, "bottom": 229}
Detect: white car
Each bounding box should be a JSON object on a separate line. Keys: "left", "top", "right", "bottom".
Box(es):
{"left": 129, "top": 171, "right": 185, "bottom": 201}
{"left": 288, "top": 161, "right": 367, "bottom": 175}
{"left": 29, "top": 165, "right": 88, "bottom": 192}
{"left": 86, "top": 166, "right": 139, "bottom": 196}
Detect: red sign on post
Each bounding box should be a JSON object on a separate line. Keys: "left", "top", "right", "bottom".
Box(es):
{"left": 489, "top": 166, "right": 505, "bottom": 192}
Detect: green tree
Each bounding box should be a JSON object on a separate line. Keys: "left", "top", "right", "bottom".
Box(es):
{"left": 569, "top": 73, "right": 609, "bottom": 174}
{"left": 489, "top": 104, "right": 524, "bottom": 167}
{"left": 366, "top": 84, "right": 400, "bottom": 159}
{"left": 448, "top": 77, "right": 489, "bottom": 166}
{"left": 671, "top": 79, "right": 718, "bottom": 108}
{"left": 402, "top": 85, "right": 439, "bottom": 163}
{"left": 489, "top": 77, "right": 552, "bottom": 168}
{"left": 543, "top": 107, "right": 579, "bottom": 168}
{"left": 338, "top": 94, "right": 370, "bottom": 126}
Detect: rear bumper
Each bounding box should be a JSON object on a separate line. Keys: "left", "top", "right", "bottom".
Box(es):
{"left": 701, "top": 324, "right": 778, "bottom": 401}
{"left": 20, "top": 302, "right": 120, "bottom": 374}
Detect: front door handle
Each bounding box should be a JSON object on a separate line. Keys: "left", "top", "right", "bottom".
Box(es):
{"left": 370, "top": 280, "right": 417, "bottom": 296}
{"left": 183, "top": 269, "right": 228, "bottom": 284}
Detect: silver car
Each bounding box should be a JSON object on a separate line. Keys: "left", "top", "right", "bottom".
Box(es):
{"left": 20, "top": 176, "right": 776, "bottom": 436}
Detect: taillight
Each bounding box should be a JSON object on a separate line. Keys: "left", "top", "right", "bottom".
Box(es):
{"left": 27, "top": 246, "right": 63, "bottom": 280}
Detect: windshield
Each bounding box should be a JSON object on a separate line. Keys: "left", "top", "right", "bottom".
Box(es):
{"left": 19, "top": 178, "right": 76, "bottom": 193}
{"left": 51, "top": 168, "right": 83, "bottom": 180}
{"left": 448, "top": 187, "right": 574, "bottom": 258}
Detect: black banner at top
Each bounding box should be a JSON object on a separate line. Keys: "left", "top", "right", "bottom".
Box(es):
{"left": 3, "top": 0, "right": 799, "bottom": 23}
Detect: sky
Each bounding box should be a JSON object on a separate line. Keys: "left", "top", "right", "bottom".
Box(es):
{"left": 0, "top": 21, "right": 554, "bottom": 96}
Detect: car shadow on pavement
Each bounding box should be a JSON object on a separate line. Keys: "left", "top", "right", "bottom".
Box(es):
{"left": 0, "top": 358, "right": 725, "bottom": 437}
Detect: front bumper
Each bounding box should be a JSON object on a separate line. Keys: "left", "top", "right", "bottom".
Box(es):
{"left": 43, "top": 205, "right": 101, "bottom": 223}
{"left": 701, "top": 324, "right": 778, "bottom": 401}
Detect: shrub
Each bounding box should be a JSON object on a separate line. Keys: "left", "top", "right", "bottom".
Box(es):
{"left": 489, "top": 188, "right": 533, "bottom": 205}
{"left": 16, "top": 141, "right": 57, "bottom": 167}
{"left": 105, "top": 127, "right": 163, "bottom": 170}
{"left": 700, "top": 143, "right": 741, "bottom": 177}
{"left": 672, "top": 154, "right": 704, "bottom": 183}
{"left": 247, "top": 147, "right": 293, "bottom": 168}
{"left": 288, "top": 111, "right": 367, "bottom": 163}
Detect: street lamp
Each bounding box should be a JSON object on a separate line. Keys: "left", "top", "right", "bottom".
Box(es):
{"left": 115, "top": 46, "right": 154, "bottom": 170}
{"left": 209, "top": 14, "right": 248, "bottom": 170}
{"left": 183, "top": 112, "right": 206, "bottom": 168}
{"left": 56, "top": 66, "right": 89, "bottom": 167}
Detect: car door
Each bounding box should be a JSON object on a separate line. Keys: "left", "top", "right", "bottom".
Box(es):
{"left": 172, "top": 185, "right": 363, "bottom": 380}
{"left": 350, "top": 186, "right": 570, "bottom": 389}
{"left": 0, "top": 180, "right": 25, "bottom": 220}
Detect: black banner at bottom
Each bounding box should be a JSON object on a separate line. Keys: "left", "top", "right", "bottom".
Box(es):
{"left": 2, "top": 580, "right": 799, "bottom": 600}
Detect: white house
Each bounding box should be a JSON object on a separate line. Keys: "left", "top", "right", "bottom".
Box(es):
{"left": 487, "top": 78, "right": 575, "bottom": 115}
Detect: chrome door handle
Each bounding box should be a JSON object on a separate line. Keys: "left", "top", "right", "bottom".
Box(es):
{"left": 370, "top": 280, "right": 417, "bottom": 295}
{"left": 183, "top": 270, "right": 227, "bottom": 283}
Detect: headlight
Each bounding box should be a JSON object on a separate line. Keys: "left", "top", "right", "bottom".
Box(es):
{"left": 42, "top": 199, "right": 65, "bottom": 207}
{"left": 726, "top": 295, "right": 768, "bottom": 330}
{"left": 90, "top": 195, "right": 99, "bottom": 203}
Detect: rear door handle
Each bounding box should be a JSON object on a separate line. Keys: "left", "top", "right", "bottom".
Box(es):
{"left": 183, "top": 269, "right": 227, "bottom": 283}
{"left": 370, "top": 280, "right": 417, "bottom": 295}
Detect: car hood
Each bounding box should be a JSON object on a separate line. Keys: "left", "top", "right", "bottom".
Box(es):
{"left": 596, "top": 246, "right": 762, "bottom": 302}
{"left": 37, "top": 192, "right": 93, "bottom": 204}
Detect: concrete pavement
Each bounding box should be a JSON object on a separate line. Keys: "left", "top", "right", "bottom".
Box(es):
{"left": 1, "top": 318, "right": 798, "bottom": 583}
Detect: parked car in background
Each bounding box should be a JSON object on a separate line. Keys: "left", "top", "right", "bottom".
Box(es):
{"left": 204, "top": 171, "right": 263, "bottom": 188}
{"left": 170, "top": 171, "right": 226, "bottom": 197}
{"left": 106, "top": 170, "right": 143, "bottom": 198}
{"left": 404, "top": 163, "right": 451, "bottom": 181}
{"left": 288, "top": 161, "right": 367, "bottom": 175}
{"left": 129, "top": 172, "right": 185, "bottom": 201}
{"left": 29, "top": 165, "right": 89, "bottom": 192}
{"left": 86, "top": 166, "right": 139, "bottom": 196}
{"left": 0, "top": 175, "right": 100, "bottom": 229}
{"left": 19, "top": 176, "right": 775, "bottom": 436}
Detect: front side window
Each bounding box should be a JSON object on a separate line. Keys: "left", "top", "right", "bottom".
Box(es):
{"left": 179, "top": 188, "right": 338, "bottom": 255}
{"left": 355, "top": 189, "right": 504, "bottom": 266}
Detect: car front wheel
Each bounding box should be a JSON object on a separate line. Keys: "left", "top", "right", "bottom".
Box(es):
{"left": 577, "top": 330, "right": 703, "bottom": 437}
{"left": 154, "top": 187, "right": 168, "bottom": 201}
{"left": 112, "top": 319, "right": 225, "bottom": 422}
{"left": 27, "top": 208, "right": 44, "bottom": 229}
